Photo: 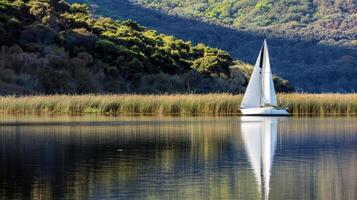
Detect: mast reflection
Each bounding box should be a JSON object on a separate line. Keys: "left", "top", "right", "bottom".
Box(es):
{"left": 241, "top": 117, "right": 278, "bottom": 200}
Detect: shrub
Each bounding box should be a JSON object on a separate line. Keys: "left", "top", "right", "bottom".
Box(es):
{"left": 192, "top": 55, "right": 230, "bottom": 74}
{"left": 70, "top": 3, "right": 90, "bottom": 14}
{"left": 6, "top": 17, "right": 22, "bottom": 37}
{"left": 39, "top": 68, "right": 73, "bottom": 94}
{"left": 63, "top": 28, "right": 97, "bottom": 50}
{"left": 76, "top": 52, "right": 93, "bottom": 65}
{"left": 95, "top": 39, "right": 118, "bottom": 54}
{"left": 29, "top": 1, "right": 52, "bottom": 22}
{"left": 75, "top": 68, "right": 96, "bottom": 93}
{"left": 21, "top": 23, "right": 58, "bottom": 45}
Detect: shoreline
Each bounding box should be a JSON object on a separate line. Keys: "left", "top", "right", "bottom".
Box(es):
{"left": 0, "top": 94, "right": 356, "bottom": 116}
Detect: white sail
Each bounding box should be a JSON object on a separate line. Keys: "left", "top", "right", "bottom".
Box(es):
{"left": 240, "top": 45, "right": 264, "bottom": 108}
{"left": 261, "top": 40, "right": 277, "bottom": 107}
{"left": 241, "top": 40, "right": 278, "bottom": 109}
{"left": 241, "top": 117, "right": 278, "bottom": 200}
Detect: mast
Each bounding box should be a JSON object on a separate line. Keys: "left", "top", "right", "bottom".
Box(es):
{"left": 259, "top": 43, "right": 264, "bottom": 107}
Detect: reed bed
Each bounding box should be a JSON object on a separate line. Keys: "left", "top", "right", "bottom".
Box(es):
{"left": 280, "top": 93, "right": 357, "bottom": 116}
{"left": 0, "top": 94, "right": 356, "bottom": 116}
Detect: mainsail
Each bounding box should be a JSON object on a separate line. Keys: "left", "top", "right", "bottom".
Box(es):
{"left": 261, "top": 41, "right": 277, "bottom": 106}
{"left": 241, "top": 40, "right": 277, "bottom": 108}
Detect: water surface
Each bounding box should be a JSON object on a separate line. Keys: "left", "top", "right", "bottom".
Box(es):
{"left": 0, "top": 116, "right": 356, "bottom": 200}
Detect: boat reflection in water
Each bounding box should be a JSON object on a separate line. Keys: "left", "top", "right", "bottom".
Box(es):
{"left": 241, "top": 117, "right": 278, "bottom": 200}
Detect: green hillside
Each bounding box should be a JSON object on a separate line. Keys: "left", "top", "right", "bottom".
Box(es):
{"left": 133, "top": 0, "right": 357, "bottom": 47}
{"left": 0, "top": 0, "right": 291, "bottom": 94}
{"left": 69, "top": 0, "right": 357, "bottom": 92}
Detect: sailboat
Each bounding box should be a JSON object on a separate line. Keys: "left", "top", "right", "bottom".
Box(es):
{"left": 240, "top": 40, "right": 290, "bottom": 116}
{"left": 241, "top": 117, "right": 278, "bottom": 200}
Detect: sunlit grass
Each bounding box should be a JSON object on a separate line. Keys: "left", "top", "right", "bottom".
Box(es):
{"left": 0, "top": 94, "right": 356, "bottom": 116}
{"left": 279, "top": 93, "right": 357, "bottom": 116}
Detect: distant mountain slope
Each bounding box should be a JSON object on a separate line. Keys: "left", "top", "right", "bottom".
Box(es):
{"left": 132, "top": 0, "right": 357, "bottom": 48}
{"left": 1, "top": 0, "right": 294, "bottom": 94}
{"left": 70, "top": 0, "right": 357, "bottom": 92}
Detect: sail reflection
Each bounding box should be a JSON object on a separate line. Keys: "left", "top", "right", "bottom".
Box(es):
{"left": 241, "top": 117, "right": 278, "bottom": 200}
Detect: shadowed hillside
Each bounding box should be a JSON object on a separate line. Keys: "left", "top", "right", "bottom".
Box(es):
{"left": 132, "top": 0, "right": 357, "bottom": 48}
{"left": 0, "top": 0, "right": 294, "bottom": 95}
{"left": 70, "top": 0, "right": 357, "bottom": 92}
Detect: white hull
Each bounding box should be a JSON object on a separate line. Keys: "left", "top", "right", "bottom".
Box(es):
{"left": 240, "top": 107, "right": 291, "bottom": 116}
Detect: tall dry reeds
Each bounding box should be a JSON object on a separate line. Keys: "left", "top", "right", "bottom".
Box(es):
{"left": 0, "top": 94, "right": 356, "bottom": 116}
{"left": 279, "top": 93, "right": 357, "bottom": 115}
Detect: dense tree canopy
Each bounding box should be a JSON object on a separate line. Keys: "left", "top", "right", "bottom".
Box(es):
{"left": 0, "top": 0, "right": 293, "bottom": 94}
{"left": 70, "top": 0, "right": 357, "bottom": 92}
{"left": 130, "top": 0, "right": 357, "bottom": 48}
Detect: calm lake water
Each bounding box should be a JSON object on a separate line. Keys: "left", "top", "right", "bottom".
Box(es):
{"left": 0, "top": 116, "right": 356, "bottom": 200}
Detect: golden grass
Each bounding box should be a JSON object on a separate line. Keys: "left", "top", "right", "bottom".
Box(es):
{"left": 280, "top": 93, "right": 357, "bottom": 116}
{"left": 0, "top": 94, "right": 356, "bottom": 116}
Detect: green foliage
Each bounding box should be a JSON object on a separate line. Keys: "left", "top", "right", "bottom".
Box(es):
{"left": 21, "top": 23, "right": 58, "bottom": 44}
{"left": 39, "top": 68, "right": 74, "bottom": 93}
{"left": 3, "top": 0, "right": 279, "bottom": 94}
{"left": 29, "top": 1, "right": 53, "bottom": 23}
{"left": 74, "top": 68, "right": 97, "bottom": 93}
{"left": 70, "top": 3, "right": 90, "bottom": 14}
{"left": 95, "top": 39, "right": 118, "bottom": 53}
{"left": 273, "top": 76, "right": 294, "bottom": 93}
{"left": 129, "top": 0, "right": 356, "bottom": 44}
{"left": 255, "top": 0, "right": 272, "bottom": 10}
{"left": 192, "top": 56, "right": 229, "bottom": 74}
{"left": 76, "top": 0, "right": 356, "bottom": 92}
{"left": 0, "top": 0, "right": 20, "bottom": 16}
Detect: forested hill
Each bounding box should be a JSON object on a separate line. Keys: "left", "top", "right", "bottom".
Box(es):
{"left": 132, "top": 0, "right": 357, "bottom": 48}
{"left": 0, "top": 0, "right": 294, "bottom": 94}
{"left": 70, "top": 0, "right": 357, "bottom": 92}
